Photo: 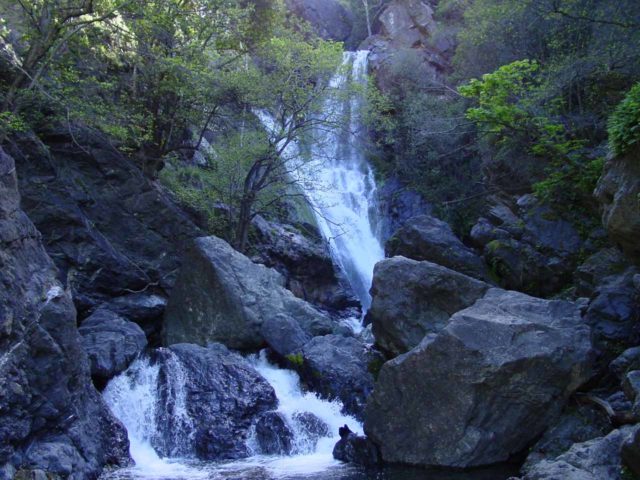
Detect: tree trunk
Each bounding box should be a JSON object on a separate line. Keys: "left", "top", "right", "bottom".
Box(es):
{"left": 234, "top": 194, "right": 254, "bottom": 253}
{"left": 362, "top": 0, "right": 373, "bottom": 37}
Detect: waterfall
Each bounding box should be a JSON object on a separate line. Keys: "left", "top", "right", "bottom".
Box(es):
{"left": 301, "top": 51, "right": 384, "bottom": 312}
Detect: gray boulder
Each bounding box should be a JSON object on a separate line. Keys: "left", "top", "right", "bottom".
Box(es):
{"left": 575, "top": 248, "right": 630, "bottom": 297}
{"left": 79, "top": 309, "right": 147, "bottom": 382}
{"left": 622, "top": 427, "right": 640, "bottom": 476}
{"left": 522, "top": 426, "right": 640, "bottom": 480}
{"left": 611, "top": 346, "right": 640, "bottom": 380}
{"left": 333, "top": 429, "right": 381, "bottom": 467}
{"left": 298, "top": 335, "right": 381, "bottom": 419}
{"left": 153, "top": 343, "right": 277, "bottom": 460}
{"left": 254, "top": 412, "right": 294, "bottom": 455}
{"left": 285, "top": 0, "right": 353, "bottom": 42}
{"left": 163, "top": 236, "right": 333, "bottom": 354}
{"left": 365, "top": 289, "right": 593, "bottom": 468}
{"left": 385, "top": 215, "right": 489, "bottom": 280}
{"left": 0, "top": 147, "right": 129, "bottom": 477}
{"left": 595, "top": 151, "right": 640, "bottom": 266}
{"left": 367, "top": 257, "right": 490, "bottom": 356}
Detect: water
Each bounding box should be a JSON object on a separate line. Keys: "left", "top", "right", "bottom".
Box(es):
{"left": 300, "top": 51, "right": 384, "bottom": 313}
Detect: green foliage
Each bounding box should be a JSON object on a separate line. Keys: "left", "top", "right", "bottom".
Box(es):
{"left": 286, "top": 353, "right": 304, "bottom": 368}
{"left": 608, "top": 82, "right": 640, "bottom": 157}
{"left": 0, "top": 111, "right": 27, "bottom": 136}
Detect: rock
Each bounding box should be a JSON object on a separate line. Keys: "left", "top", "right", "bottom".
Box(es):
{"left": 292, "top": 412, "right": 330, "bottom": 443}
{"left": 298, "top": 335, "right": 381, "bottom": 419}
{"left": 610, "top": 347, "right": 640, "bottom": 380}
{"left": 521, "top": 204, "right": 582, "bottom": 257}
{"left": 9, "top": 133, "right": 202, "bottom": 319}
{"left": 97, "top": 293, "right": 167, "bottom": 344}
{"left": 622, "top": 371, "right": 640, "bottom": 417}
{"left": 376, "top": 176, "right": 433, "bottom": 243}
{"left": 595, "top": 151, "right": 640, "bottom": 266}
{"left": 521, "top": 405, "right": 610, "bottom": 472}
{"left": 163, "top": 236, "right": 333, "bottom": 355}
{"left": 584, "top": 270, "right": 640, "bottom": 360}
{"left": 254, "top": 412, "right": 294, "bottom": 455}
{"left": 285, "top": 0, "right": 353, "bottom": 42}
{"left": 79, "top": 309, "right": 147, "bottom": 384}
{"left": 622, "top": 427, "right": 640, "bottom": 476}
{"left": 470, "top": 217, "right": 511, "bottom": 248}
{"left": 153, "top": 344, "right": 277, "bottom": 460}
{"left": 0, "top": 147, "right": 129, "bottom": 476}
{"left": 367, "top": 257, "right": 490, "bottom": 356}
{"left": 575, "top": 248, "right": 630, "bottom": 297}
{"left": 378, "top": 0, "right": 436, "bottom": 47}
{"left": 251, "top": 216, "right": 358, "bottom": 311}
{"left": 333, "top": 429, "right": 381, "bottom": 467}
{"left": 385, "top": 215, "right": 489, "bottom": 280}
{"left": 365, "top": 288, "right": 593, "bottom": 468}
{"left": 522, "top": 426, "right": 640, "bottom": 480}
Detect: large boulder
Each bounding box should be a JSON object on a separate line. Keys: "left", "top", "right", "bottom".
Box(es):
{"left": 153, "top": 344, "right": 277, "bottom": 460}
{"left": 622, "top": 427, "right": 640, "bottom": 476}
{"left": 522, "top": 426, "right": 640, "bottom": 480}
{"left": 297, "top": 335, "right": 381, "bottom": 419}
{"left": 0, "top": 147, "right": 129, "bottom": 477}
{"left": 386, "top": 215, "right": 489, "bottom": 280}
{"left": 595, "top": 150, "right": 640, "bottom": 266}
{"left": 250, "top": 216, "right": 358, "bottom": 311}
{"left": 366, "top": 257, "right": 490, "bottom": 356}
{"left": 163, "top": 236, "right": 333, "bottom": 354}
{"left": 79, "top": 309, "right": 147, "bottom": 384}
{"left": 8, "top": 133, "right": 202, "bottom": 320}
{"left": 365, "top": 288, "right": 593, "bottom": 468}
{"left": 376, "top": 176, "right": 432, "bottom": 243}
{"left": 285, "top": 0, "right": 353, "bottom": 42}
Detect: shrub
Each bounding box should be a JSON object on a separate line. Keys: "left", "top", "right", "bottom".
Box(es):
{"left": 608, "top": 82, "right": 640, "bottom": 156}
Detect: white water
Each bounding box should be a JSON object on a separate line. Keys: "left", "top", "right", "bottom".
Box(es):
{"left": 102, "top": 352, "right": 361, "bottom": 479}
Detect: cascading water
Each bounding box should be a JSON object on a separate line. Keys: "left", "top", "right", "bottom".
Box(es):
{"left": 299, "top": 51, "right": 384, "bottom": 313}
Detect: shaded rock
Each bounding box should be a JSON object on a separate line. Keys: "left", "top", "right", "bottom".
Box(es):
{"left": 385, "top": 215, "right": 489, "bottom": 280}
{"left": 622, "top": 427, "right": 640, "bottom": 476}
{"left": 376, "top": 176, "right": 432, "bottom": 243}
{"left": 255, "top": 412, "right": 294, "bottom": 455}
{"left": 575, "top": 248, "right": 630, "bottom": 297}
{"left": 298, "top": 335, "right": 381, "bottom": 419}
{"left": 584, "top": 270, "right": 640, "bottom": 360}
{"left": 163, "top": 236, "right": 333, "bottom": 355}
{"left": 470, "top": 217, "right": 511, "bottom": 248}
{"left": 79, "top": 309, "right": 147, "bottom": 383}
{"left": 610, "top": 347, "right": 640, "bottom": 380}
{"left": 0, "top": 147, "right": 129, "bottom": 477}
{"left": 9, "top": 133, "right": 202, "bottom": 318}
{"left": 292, "top": 412, "right": 330, "bottom": 443}
{"left": 521, "top": 203, "right": 582, "bottom": 257}
{"left": 367, "top": 257, "right": 490, "bottom": 356}
{"left": 333, "top": 427, "right": 381, "bottom": 467}
{"left": 521, "top": 405, "right": 610, "bottom": 472}
{"left": 522, "top": 426, "right": 640, "bottom": 480}
{"left": 622, "top": 371, "right": 640, "bottom": 417}
{"left": 285, "top": 0, "right": 353, "bottom": 42}
{"left": 365, "top": 289, "right": 593, "bottom": 468}
{"left": 98, "top": 293, "right": 167, "bottom": 344}
{"left": 595, "top": 151, "right": 640, "bottom": 265}
{"left": 251, "top": 216, "right": 358, "bottom": 311}
{"left": 154, "top": 344, "right": 277, "bottom": 460}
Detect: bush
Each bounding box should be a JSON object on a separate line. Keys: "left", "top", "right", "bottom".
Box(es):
{"left": 608, "top": 82, "right": 640, "bottom": 156}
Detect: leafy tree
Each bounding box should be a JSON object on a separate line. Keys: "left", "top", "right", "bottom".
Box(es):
{"left": 608, "top": 82, "right": 640, "bottom": 157}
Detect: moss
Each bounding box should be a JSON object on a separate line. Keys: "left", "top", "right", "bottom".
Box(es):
{"left": 286, "top": 353, "right": 304, "bottom": 368}
{"left": 367, "top": 357, "right": 385, "bottom": 380}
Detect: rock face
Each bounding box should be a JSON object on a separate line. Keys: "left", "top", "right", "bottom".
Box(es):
{"left": 385, "top": 215, "right": 489, "bottom": 280}
{"left": 163, "top": 236, "right": 333, "bottom": 354}
{"left": 333, "top": 429, "right": 381, "bottom": 467}
{"left": 622, "top": 427, "right": 640, "bottom": 476}
{"left": 595, "top": 151, "right": 640, "bottom": 266}
{"left": 377, "top": 176, "right": 432, "bottom": 243}
{"left": 298, "top": 335, "right": 381, "bottom": 419}
{"left": 365, "top": 288, "right": 593, "bottom": 468}
{"left": 254, "top": 412, "right": 294, "bottom": 455}
{"left": 285, "top": 0, "right": 353, "bottom": 42}
{"left": 0, "top": 147, "right": 129, "bottom": 477}
{"left": 250, "top": 216, "right": 358, "bottom": 311}
{"left": 522, "top": 426, "right": 640, "bottom": 480}
{"left": 154, "top": 344, "right": 277, "bottom": 460}
{"left": 8, "top": 133, "right": 202, "bottom": 322}
{"left": 367, "top": 257, "right": 490, "bottom": 356}
{"left": 79, "top": 309, "right": 147, "bottom": 384}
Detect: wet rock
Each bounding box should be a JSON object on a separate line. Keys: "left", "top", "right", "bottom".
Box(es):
{"left": 79, "top": 309, "right": 147, "bottom": 383}
{"left": 365, "top": 289, "right": 593, "bottom": 468}
{"left": 610, "top": 347, "right": 640, "bottom": 380}
{"left": 285, "top": 0, "right": 353, "bottom": 42}
{"left": 154, "top": 343, "right": 277, "bottom": 460}
{"left": 255, "top": 412, "right": 294, "bottom": 455}
{"left": 521, "top": 406, "right": 610, "bottom": 472}
{"left": 251, "top": 216, "right": 358, "bottom": 311}
{"left": 622, "top": 427, "right": 640, "bottom": 476}
{"left": 595, "top": 151, "right": 640, "bottom": 266}
{"left": 385, "top": 215, "right": 489, "bottom": 280}
{"left": 0, "top": 147, "right": 129, "bottom": 477}
{"left": 298, "top": 335, "right": 381, "bottom": 419}
{"left": 377, "top": 176, "right": 432, "bottom": 243}
{"left": 292, "top": 412, "right": 330, "bottom": 443}
{"left": 163, "top": 236, "right": 333, "bottom": 354}
{"left": 367, "top": 257, "right": 490, "bottom": 356}
{"left": 333, "top": 426, "right": 381, "bottom": 467}
{"left": 522, "top": 426, "right": 640, "bottom": 480}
